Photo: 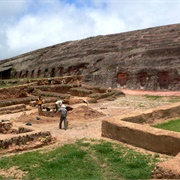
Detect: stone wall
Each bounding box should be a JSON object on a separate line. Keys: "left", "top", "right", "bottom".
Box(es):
{"left": 0, "top": 121, "right": 13, "bottom": 133}
{"left": 121, "top": 102, "right": 180, "bottom": 124}
{"left": 0, "top": 121, "right": 53, "bottom": 151}
{"left": 0, "top": 122, "right": 32, "bottom": 134}
{"left": 102, "top": 102, "right": 180, "bottom": 155}
{"left": 102, "top": 120, "right": 180, "bottom": 156}
{"left": 0, "top": 130, "right": 52, "bottom": 150}
{"left": 0, "top": 104, "right": 26, "bottom": 115}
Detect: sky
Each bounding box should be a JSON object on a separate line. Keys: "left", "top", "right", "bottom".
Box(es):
{"left": 0, "top": 0, "right": 179, "bottom": 60}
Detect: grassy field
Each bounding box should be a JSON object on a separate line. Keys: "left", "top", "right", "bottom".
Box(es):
{"left": 145, "top": 95, "right": 180, "bottom": 103}
{"left": 0, "top": 139, "right": 159, "bottom": 180}
{"left": 153, "top": 118, "right": 180, "bottom": 132}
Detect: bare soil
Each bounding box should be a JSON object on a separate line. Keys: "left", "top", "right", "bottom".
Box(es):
{"left": 0, "top": 91, "right": 179, "bottom": 179}
{"left": 1, "top": 94, "right": 179, "bottom": 146}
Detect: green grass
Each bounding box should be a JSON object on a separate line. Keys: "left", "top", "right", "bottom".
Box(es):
{"left": 152, "top": 118, "right": 180, "bottom": 132}
{"left": 145, "top": 95, "right": 180, "bottom": 103}
{"left": 168, "top": 97, "right": 180, "bottom": 103}
{"left": 145, "top": 95, "right": 163, "bottom": 100}
{"left": 0, "top": 139, "right": 159, "bottom": 180}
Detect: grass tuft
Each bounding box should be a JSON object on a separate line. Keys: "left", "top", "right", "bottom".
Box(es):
{"left": 152, "top": 118, "right": 180, "bottom": 132}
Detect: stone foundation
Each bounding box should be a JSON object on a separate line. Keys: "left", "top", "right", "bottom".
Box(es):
{"left": 0, "top": 121, "right": 53, "bottom": 152}
{"left": 101, "top": 102, "right": 180, "bottom": 179}
{"left": 0, "top": 130, "right": 53, "bottom": 150}
{"left": 0, "top": 104, "right": 26, "bottom": 115}
{"left": 102, "top": 120, "right": 180, "bottom": 156}
{"left": 0, "top": 121, "right": 32, "bottom": 134}
{"left": 102, "top": 103, "right": 180, "bottom": 155}
{"left": 121, "top": 102, "right": 180, "bottom": 124}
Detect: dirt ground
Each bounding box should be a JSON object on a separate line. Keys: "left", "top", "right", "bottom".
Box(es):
{"left": 0, "top": 90, "right": 180, "bottom": 179}
{"left": 1, "top": 92, "right": 179, "bottom": 147}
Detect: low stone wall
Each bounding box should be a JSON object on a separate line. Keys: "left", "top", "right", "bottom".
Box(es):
{"left": 102, "top": 120, "right": 180, "bottom": 156}
{"left": 0, "top": 130, "right": 52, "bottom": 150}
{"left": 0, "top": 104, "right": 26, "bottom": 115}
{"left": 0, "top": 122, "right": 32, "bottom": 134}
{"left": 32, "top": 84, "right": 80, "bottom": 94}
{"left": 0, "top": 121, "right": 12, "bottom": 133}
{"left": 102, "top": 101, "right": 180, "bottom": 156}
{"left": 70, "top": 87, "right": 93, "bottom": 97}
{"left": 102, "top": 102, "right": 180, "bottom": 178}
{"left": 121, "top": 102, "right": 180, "bottom": 124}
{"left": 0, "top": 97, "right": 36, "bottom": 108}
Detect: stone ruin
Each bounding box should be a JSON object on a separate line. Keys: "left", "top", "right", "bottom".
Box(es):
{"left": 0, "top": 120, "right": 53, "bottom": 153}
{"left": 0, "top": 23, "right": 179, "bottom": 91}
{"left": 0, "top": 70, "right": 179, "bottom": 178}
{"left": 0, "top": 75, "right": 124, "bottom": 113}
{"left": 0, "top": 75, "right": 124, "bottom": 153}
{"left": 102, "top": 102, "right": 180, "bottom": 179}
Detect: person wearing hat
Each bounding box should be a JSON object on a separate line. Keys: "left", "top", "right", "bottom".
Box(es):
{"left": 55, "top": 100, "right": 63, "bottom": 112}
{"left": 58, "top": 104, "right": 68, "bottom": 130}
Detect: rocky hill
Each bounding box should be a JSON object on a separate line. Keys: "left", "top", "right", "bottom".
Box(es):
{"left": 0, "top": 23, "right": 179, "bottom": 91}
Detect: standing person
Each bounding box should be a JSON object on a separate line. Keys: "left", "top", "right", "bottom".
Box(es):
{"left": 48, "top": 78, "right": 52, "bottom": 85}
{"left": 61, "top": 79, "right": 66, "bottom": 84}
{"left": 36, "top": 96, "right": 43, "bottom": 115}
{"left": 55, "top": 100, "right": 63, "bottom": 112}
{"left": 58, "top": 104, "right": 68, "bottom": 130}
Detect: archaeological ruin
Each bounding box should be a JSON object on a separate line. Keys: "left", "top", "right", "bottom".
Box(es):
{"left": 0, "top": 23, "right": 180, "bottom": 91}
{"left": 0, "top": 23, "right": 180, "bottom": 179}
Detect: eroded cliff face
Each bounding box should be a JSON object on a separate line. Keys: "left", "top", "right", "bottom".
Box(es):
{"left": 0, "top": 23, "right": 180, "bottom": 90}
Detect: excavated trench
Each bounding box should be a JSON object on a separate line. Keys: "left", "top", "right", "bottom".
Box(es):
{"left": 0, "top": 76, "right": 123, "bottom": 153}
{"left": 0, "top": 76, "right": 180, "bottom": 179}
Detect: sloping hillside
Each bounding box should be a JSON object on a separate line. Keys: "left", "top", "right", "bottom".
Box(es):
{"left": 0, "top": 23, "right": 180, "bottom": 90}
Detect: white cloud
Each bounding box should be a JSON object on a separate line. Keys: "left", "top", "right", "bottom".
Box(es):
{"left": 0, "top": 0, "right": 180, "bottom": 60}
{"left": 0, "top": 0, "right": 30, "bottom": 24}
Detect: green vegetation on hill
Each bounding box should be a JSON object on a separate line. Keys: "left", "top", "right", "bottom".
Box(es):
{"left": 0, "top": 139, "right": 159, "bottom": 180}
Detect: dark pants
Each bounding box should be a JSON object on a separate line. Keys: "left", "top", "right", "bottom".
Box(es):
{"left": 55, "top": 104, "right": 58, "bottom": 112}
{"left": 59, "top": 115, "right": 67, "bottom": 130}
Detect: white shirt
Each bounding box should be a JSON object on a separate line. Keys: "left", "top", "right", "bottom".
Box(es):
{"left": 55, "top": 100, "right": 62, "bottom": 105}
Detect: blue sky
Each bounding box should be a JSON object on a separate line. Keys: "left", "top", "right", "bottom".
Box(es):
{"left": 0, "top": 0, "right": 179, "bottom": 60}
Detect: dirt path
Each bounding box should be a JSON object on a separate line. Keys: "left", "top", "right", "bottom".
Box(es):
{"left": 119, "top": 88, "right": 180, "bottom": 96}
